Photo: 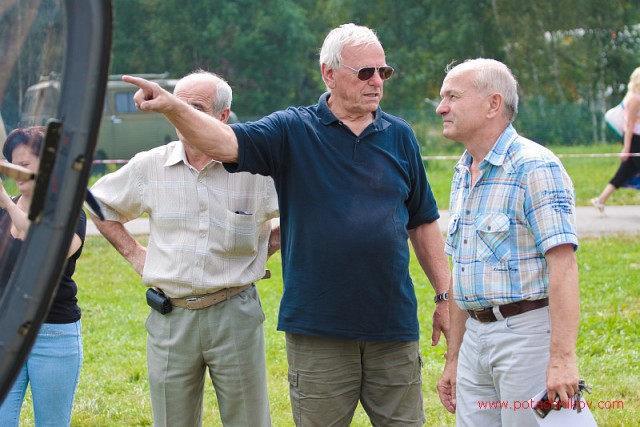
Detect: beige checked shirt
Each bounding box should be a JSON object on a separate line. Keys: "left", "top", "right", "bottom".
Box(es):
{"left": 91, "top": 141, "right": 279, "bottom": 298}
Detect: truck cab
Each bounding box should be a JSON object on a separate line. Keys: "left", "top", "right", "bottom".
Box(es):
{"left": 20, "top": 73, "right": 178, "bottom": 164}
{"left": 19, "top": 73, "right": 239, "bottom": 167}
{"left": 96, "top": 73, "right": 179, "bottom": 162}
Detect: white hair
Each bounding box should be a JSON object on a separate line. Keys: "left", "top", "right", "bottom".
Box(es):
{"left": 174, "top": 70, "right": 232, "bottom": 114}
{"left": 445, "top": 58, "right": 519, "bottom": 122}
{"left": 319, "top": 23, "right": 381, "bottom": 70}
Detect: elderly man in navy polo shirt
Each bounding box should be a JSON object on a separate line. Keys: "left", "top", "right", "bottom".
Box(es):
{"left": 123, "top": 23, "right": 451, "bottom": 427}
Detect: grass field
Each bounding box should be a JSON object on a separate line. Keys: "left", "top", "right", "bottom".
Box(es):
{"left": 12, "top": 143, "right": 640, "bottom": 426}
{"left": 13, "top": 235, "right": 638, "bottom": 426}
{"left": 423, "top": 142, "right": 640, "bottom": 210}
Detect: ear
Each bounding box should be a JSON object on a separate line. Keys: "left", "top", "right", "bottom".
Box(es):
{"left": 218, "top": 107, "right": 231, "bottom": 123}
{"left": 321, "top": 63, "right": 337, "bottom": 89}
{"left": 486, "top": 93, "right": 503, "bottom": 119}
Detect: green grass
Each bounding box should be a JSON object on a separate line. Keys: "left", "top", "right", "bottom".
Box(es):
{"left": 84, "top": 142, "right": 640, "bottom": 210}
{"left": 10, "top": 143, "right": 640, "bottom": 425}
{"left": 423, "top": 143, "right": 640, "bottom": 210}
{"left": 12, "top": 234, "right": 639, "bottom": 426}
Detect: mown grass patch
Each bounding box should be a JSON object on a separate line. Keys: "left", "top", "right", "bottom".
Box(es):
{"left": 13, "top": 233, "right": 638, "bottom": 426}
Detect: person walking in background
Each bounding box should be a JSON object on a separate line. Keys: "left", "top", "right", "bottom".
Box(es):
{"left": 121, "top": 23, "right": 451, "bottom": 426}
{"left": 0, "top": 126, "right": 86, "bottom": 426}
{"left": 435, "top": 59, "right": 581, "bottom": 427}
{"left": 89, "top": 70, "right": 279, "bottom": 427}
{"left": 591, "top": 66, "right": 640, "bottom": 215}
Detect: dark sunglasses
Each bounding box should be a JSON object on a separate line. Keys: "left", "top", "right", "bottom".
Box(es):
{"left": 342, "top": 64, "right": 394, "bottom": 81}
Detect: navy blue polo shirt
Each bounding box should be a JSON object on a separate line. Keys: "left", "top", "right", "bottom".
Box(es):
{"left": 226, "top": 93, "right": 439, "bottom": 341}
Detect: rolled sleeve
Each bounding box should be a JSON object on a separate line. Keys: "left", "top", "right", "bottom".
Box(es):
{"left": 90, "top": 158, "right": 146, "bottom": 223}
{"left": 524, "top": 162, "right": 578, "bottom": 254}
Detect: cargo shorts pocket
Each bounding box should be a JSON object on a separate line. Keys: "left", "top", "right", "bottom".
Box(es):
{"left": 287, "top": 370, "right": 301, "bottom": 425}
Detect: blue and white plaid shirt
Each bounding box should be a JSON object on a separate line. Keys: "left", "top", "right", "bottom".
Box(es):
{"left": 445, "top": 125, "right": 578, "bottom": 311}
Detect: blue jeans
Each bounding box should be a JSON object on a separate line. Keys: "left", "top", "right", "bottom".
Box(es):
{"left": 0, "top": 320, "right": 83, "bottom": 427}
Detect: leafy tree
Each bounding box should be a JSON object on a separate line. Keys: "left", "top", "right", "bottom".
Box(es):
{"left": 107, "top": 0, "right": 640, "bottom": 143}
{"left": 110, "top": 0, "right": 153, "bottom": 73}
{"left": 111, "top": 0, "right": 318, "bottom": 116}
{"left": 487, "top": 0, "right": 640, "bottom": 143}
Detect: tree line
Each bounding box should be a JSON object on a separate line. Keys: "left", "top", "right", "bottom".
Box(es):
{"left": 3, "top": 0, "right": 640, "bottom": 146}
{"left": 110, "top": 0, "right": 640, "bottom": 145}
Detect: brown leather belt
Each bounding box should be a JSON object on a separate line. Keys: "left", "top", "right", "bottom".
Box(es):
{"left": 171, "top": 284, "right": 252, "bottom": 310}
{"left": 467, "top": 298, "right": 549, "bottom": 323}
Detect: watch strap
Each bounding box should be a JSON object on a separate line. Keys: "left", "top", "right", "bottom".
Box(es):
{"left": 434, "top": 291, "right": 449, "bottom": 303}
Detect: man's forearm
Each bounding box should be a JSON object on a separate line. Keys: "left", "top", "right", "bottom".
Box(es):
{"left": 123, "top": 75, "right": 239, "bottom": 163}
{"left": 547, "top": 245, "right": 580, "bottom": 360}
{"left": 545, "top": 244, "right": 580, "bottom": 401}
{"left": 267, "top": 218, "right": 281, "bottom": 258}
{"left": 445, "top": 284, "right": 468, "bottom": 363}
{"left": 409, "top": 221, "right": 451, "bottom": 294}
{"left": 89, "top": 214, "right": 145, "bottom": 264}
{"left": 166, "top": 101, "right": 239, "bottom": 163}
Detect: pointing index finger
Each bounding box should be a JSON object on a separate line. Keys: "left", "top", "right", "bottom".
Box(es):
{"left": 122, "top": 75, "right": 156, "bottom": 110}
{"left": 122, "top": 75, "right": 154, "bottom": 97}
{"left": 121, "top": 74, "right": 148, "bottom": 88}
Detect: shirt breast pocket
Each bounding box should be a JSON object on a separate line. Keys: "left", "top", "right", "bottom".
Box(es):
{"left": 445, "top": 215, "right": 460, "bottom": 253}
{"left": 224, "top": 210, "right": 260, "bottom": 256}
{"left": 475, "top": 213, "right": 511, "bottom": 264}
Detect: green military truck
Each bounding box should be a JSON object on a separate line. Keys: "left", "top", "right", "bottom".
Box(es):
{"left": 19, "top": 73, "right": 179, "bottom": 166}
{"left": 18, "top": 73, "right": 238, "bottom": 170}
{"left": 96, "top": 73, "right": 181, "bottom": 162}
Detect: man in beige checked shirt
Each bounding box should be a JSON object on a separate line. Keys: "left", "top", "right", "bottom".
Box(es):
{"left": 90, "top": 70, "right": 279, "bottom": 427}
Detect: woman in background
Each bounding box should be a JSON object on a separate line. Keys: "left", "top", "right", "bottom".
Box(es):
{"left": 592, "top": 66, "right": 640, "bottom": 214}
{"left": 0, "top": 126, "right": 86, "bottom": 427}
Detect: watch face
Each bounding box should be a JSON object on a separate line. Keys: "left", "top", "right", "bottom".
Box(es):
{"left": 435, "top": 292, "right": 449, "bottom": 302}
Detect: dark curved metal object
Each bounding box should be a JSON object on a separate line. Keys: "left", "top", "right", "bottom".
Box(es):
{"left": 0, "top": 0, "right": 112, "bottom": 401}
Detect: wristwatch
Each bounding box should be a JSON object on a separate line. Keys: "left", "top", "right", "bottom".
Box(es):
{"left": 434, "top": 291, "right": 449, "bottom": 303}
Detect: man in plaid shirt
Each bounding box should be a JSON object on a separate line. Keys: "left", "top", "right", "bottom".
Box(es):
{"left": 435, "top": 58, "right": 581, "bottom": 427}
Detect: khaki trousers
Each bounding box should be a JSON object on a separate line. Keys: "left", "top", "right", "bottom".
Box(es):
{"left": 146, "top": 285, "right": 270, "bottom": 427}
{"left": 286, "top": 333, "right": 425, "bottom": 426}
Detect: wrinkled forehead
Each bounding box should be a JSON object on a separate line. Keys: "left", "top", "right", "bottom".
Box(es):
{"left": 341, "top": 42, "right": 385, "bottom": 64}
{"left": 174, "top": 74, "right": 216, "bottom": 94}
{"left": 445, "top": 67, "right": 476, "bottom": 84}
{"left": 441, "top": 70, "right": 476, "bottom": 93}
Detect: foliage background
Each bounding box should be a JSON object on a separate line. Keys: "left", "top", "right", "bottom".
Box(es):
{"left": 2, "top": 0, "right": 640, "bottom": 148}
{"left": 108, "top": 0, "right": 640, "bottom": 146}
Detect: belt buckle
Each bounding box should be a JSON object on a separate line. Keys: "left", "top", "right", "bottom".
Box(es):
{"left": 468, "top": 307, "right": 495, "bottom": 323}
{"left": 185, "top": 295, "right": 204, "bottom": 309}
